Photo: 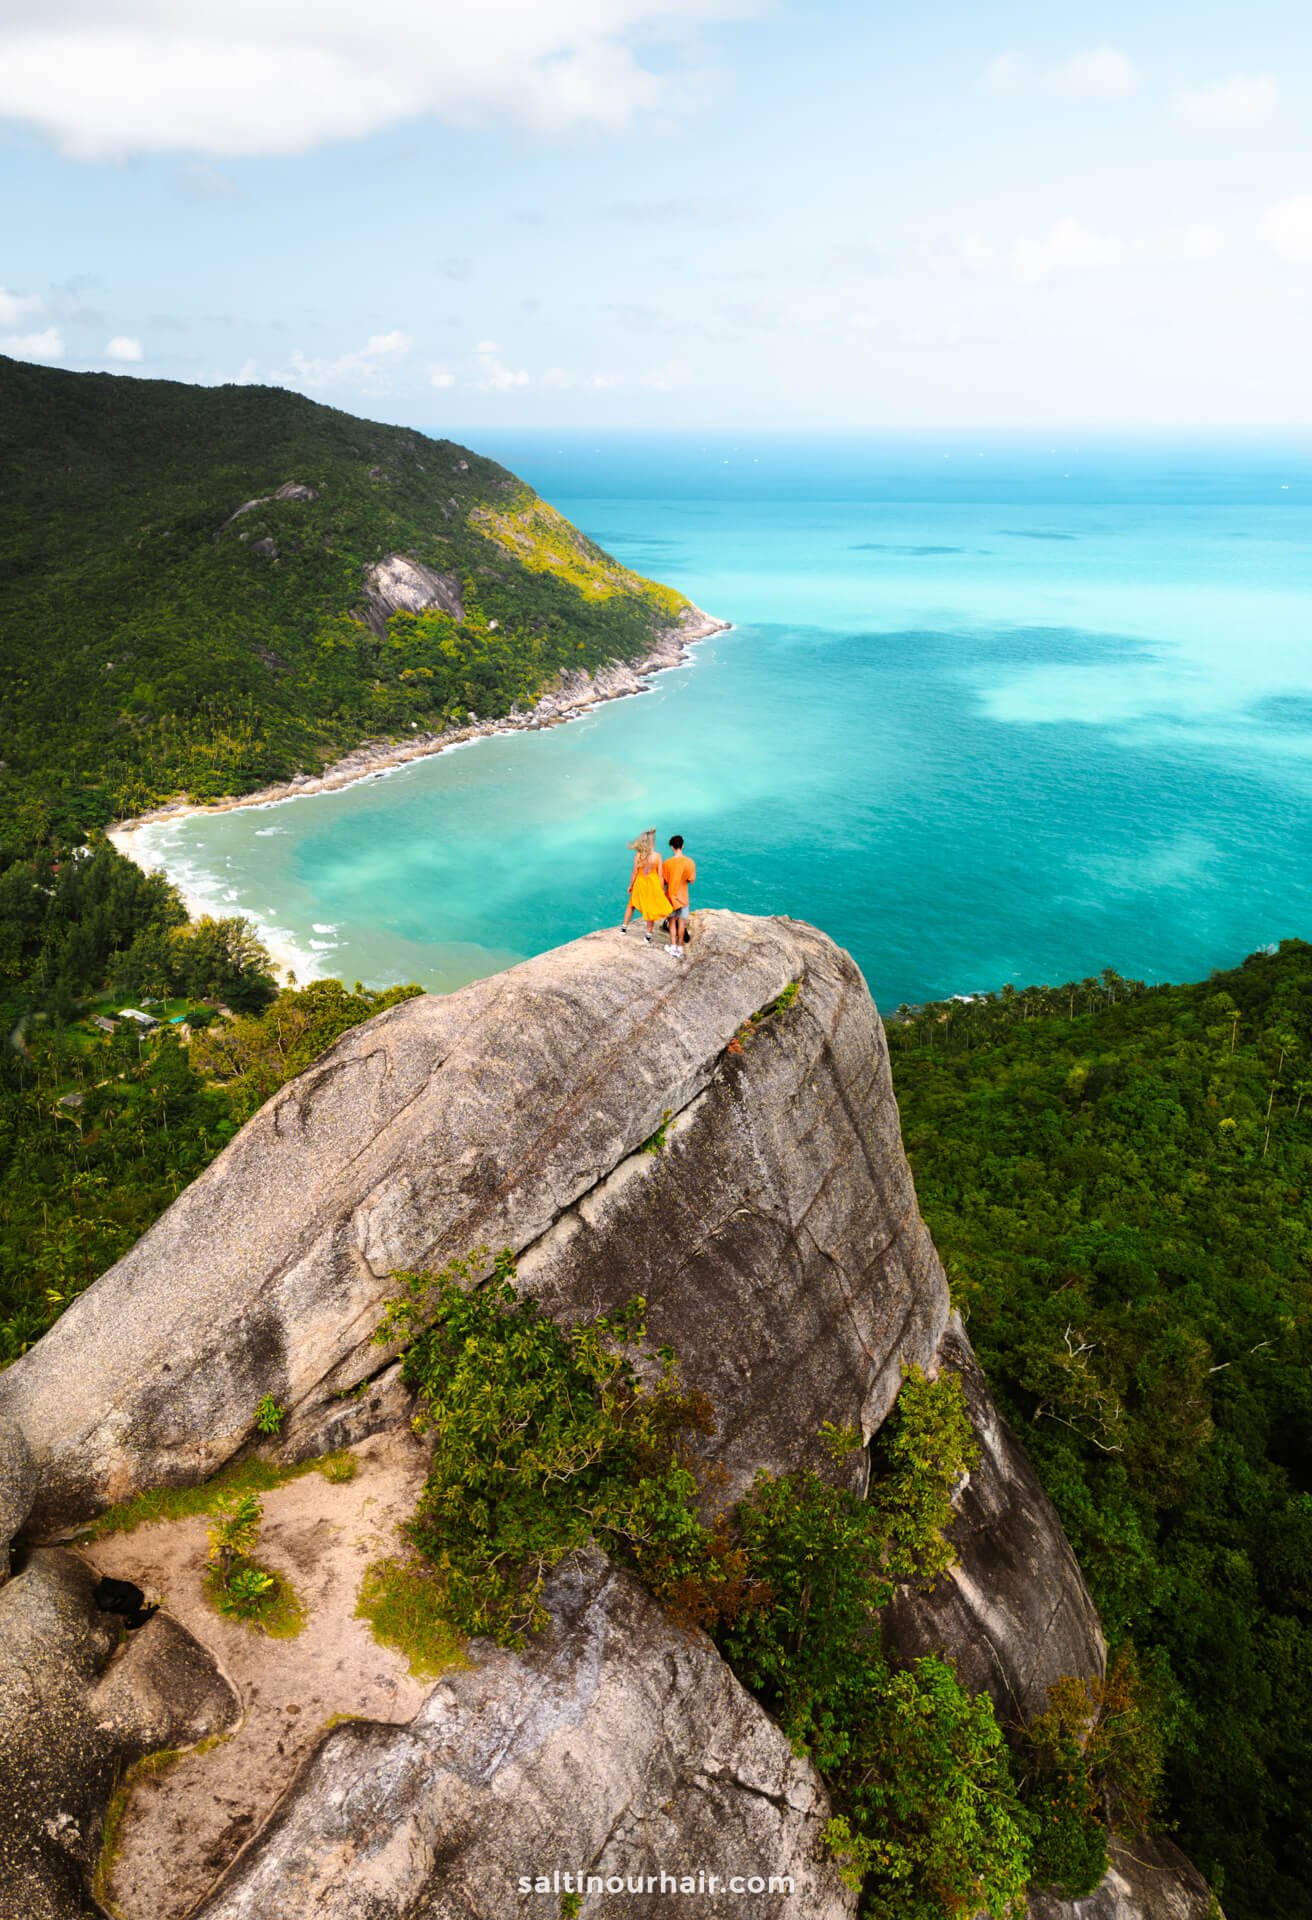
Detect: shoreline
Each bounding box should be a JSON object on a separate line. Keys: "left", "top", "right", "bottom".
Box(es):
{"left": 107, "top": 605, "right": 730, "bottom": 983}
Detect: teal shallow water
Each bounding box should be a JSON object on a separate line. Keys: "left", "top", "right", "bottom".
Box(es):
{"left": 133, "top": 434, "right": 1312, "bottom": 1008}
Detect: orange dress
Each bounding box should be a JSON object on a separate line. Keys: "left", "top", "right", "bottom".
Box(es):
{"left": 629, "top": 856, "right": 672, "bottom": 920}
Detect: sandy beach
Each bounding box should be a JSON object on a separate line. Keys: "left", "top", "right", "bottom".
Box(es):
{"left": 107, "top": 605, "right": 729, "bottom": 981}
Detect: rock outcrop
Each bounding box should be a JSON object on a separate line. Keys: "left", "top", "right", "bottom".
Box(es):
{"left": 0, "top": 914, "right": 1216, "bottom": 1920}
{"left": 0, "top": 1551, "right": 239, "bottom": 1920}
{"left": 885, "top": 1315, "right": 1106, "bottom": 1723}
{"left": 361, "top": 551, "right": 465, "bottom": 635}
{"left": 1, "top": 913, "right": 949, "bottom": 1530}
{"left": 192, "top": 1554, "right": 854, "bottom": 1920}
{"left": 221, "top": 479, "right": 319, "bottom": 527}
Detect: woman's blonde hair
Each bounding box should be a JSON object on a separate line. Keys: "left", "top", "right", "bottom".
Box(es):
{"left": 627, "top": 827, "right": 657, "bottom": 856}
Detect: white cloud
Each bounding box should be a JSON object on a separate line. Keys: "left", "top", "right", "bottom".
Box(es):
{"left": 473, "top": 342, "right": 529, "bottom": 391}
{"left": 2, "top": 325, "right": 65, "bottom": 361}
{"left": 951, "top": 219, "right": 1127, "bottom": 283}
{"left": 1259, "top": 196, "right": 1312, "bottom": 265}
{"left": 940, "top": 217, "right": 1226, "bottom": 282}
{"left": 106, "top": 334, "right": 144, "bottom": 360}
{"left": 638, "top": 358, "right": 692, "bottom": 390}
{"left": 540, "top": 365, "right": 623, "bottom": 390}
{"left": 0, "top": 1, "right": 754, "bottom": 161}
{"left": 0, "top": 285, "right": 44, "bottom": 327}
{"left": 280, "top": 328, "right": 413, "bottom": 391}
{"left": 429, "top": 367, "right": 457, "bottom": 389}
{"left": 1155, "top": 223, "right": 1226, "bottom": 264}
{"left": 983, "top": 45, "right": 1142, "bottom": 102}
{"left": 1174, "top": 74, "right": 1277, "bottom": 132}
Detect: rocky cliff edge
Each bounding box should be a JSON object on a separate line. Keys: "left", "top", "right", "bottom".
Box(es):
{"left": 0, "top": 913, "right": 1214, "bottom": 1920}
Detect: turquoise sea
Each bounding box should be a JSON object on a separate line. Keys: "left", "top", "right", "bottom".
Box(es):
{"left": 131, "top": 433, "right": 1312, "bottom": 1009}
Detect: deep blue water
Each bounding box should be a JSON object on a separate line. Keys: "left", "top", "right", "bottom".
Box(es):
{"left": 132, "top": 432, "right": 1312, "bottom": 1009}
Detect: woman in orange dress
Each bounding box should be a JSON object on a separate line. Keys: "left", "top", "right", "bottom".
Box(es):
{"left": 621, "top": 828, "right": 673, "bottom": 942}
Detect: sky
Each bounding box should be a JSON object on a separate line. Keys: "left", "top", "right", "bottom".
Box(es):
{"left": 2, "top": 0, "right": 1311, "bottom": 430}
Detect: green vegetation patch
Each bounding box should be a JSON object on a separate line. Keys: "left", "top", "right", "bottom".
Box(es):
{"left": 377, "top": 1249, "right": 731, "bottom": 1644}
{"left": 204, "top": 1487, "right": 306, "bottom": 1636}
{"left": 355, "top": 1556, "right": 469, "bottom": 1679}
{"left": 79, "top": 1448, "right": 357, "bottom": 1540}
{"left": 888, "top": 941, "right": 1312, "bottom": 1920}
{"left": 1, "top": 954, "right": 422, "bottom": 1362}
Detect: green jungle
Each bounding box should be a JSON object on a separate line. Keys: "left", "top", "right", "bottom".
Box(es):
{"left": 1, "top": 361, "right": 1307, "bottom": 1920}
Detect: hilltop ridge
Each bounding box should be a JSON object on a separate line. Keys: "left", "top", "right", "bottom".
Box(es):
{"left": 0, "top": 357, "right": 700, "bottom": 848}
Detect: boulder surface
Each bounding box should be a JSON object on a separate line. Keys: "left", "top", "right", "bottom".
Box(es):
{"left": 0, "top": 1415, "right": 35, "bottom": 1582}
{"left": 192, "top": 1555, "right": 855, "bottom": 1920}
{"left": 0, "top": 1550, "right": 239, "bottom": 1920}
{"left": 884, "top": 1314, "right": 1106, "bottom": 1723}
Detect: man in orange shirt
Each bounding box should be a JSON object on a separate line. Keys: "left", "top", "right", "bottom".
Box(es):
{"left": 662, "top": 835, "right": 696, "bottom": 958}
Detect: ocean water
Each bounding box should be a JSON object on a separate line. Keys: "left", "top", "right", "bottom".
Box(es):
{"left": 131, "top": 432, "right": 1312, "bottom": 1009}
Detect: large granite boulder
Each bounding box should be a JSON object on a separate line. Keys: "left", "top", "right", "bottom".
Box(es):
{"left": 0, "top": 1549, "right": 240, "bottom": 1920}
{"left": 884, "top": 1314, "right": 1106, "bottom": 1723}
{"left": 192, "top": 1554, "right": 854, "bottom": 1920}
{"left": 0, "top": 914, "right": 1215, "bottom": 1920}
{"left": 1, "top": 913, "right": 949, "bottom": 1531}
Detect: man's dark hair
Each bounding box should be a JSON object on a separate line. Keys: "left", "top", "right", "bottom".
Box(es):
{"left": 669, "top": 834, "right": 684, "bottom": 849}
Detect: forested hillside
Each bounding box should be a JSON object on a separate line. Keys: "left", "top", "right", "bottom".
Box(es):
{"left": 0, "top": 355, "right": 686, "bottom": 851}
{"left": 888, "top": 944, "right": 1312, "bottom": 1920}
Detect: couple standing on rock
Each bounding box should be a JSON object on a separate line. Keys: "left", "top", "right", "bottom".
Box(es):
{"left": 622, "top": 829, "right": 696, "bottom": 958}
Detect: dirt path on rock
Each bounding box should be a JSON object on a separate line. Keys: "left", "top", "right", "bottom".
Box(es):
{"left": 79, "top": 1428, "right": 436, "bottom": 1920}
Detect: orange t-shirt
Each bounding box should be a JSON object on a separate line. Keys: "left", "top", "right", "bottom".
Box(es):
{"left": 662, "top": 853, "right": 696, "bottom": 907}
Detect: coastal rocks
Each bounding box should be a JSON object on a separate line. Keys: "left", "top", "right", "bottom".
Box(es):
{"left": 190, "top": 1554, "right": 854, "bottom": 1920}
{"left": 0, "top": 912, "right": 949, "bottom": 1531}
{"left": 0, "top": 1416, "right": 36, "bottom": 1583}
{"left": 1029, "top": 1835, "right": 1221, "bottom": 1920}
{"left": 361, "top": 551, "right": 465, "bottom": 635}
{"left": 0, "top": 1549, "right": 239, "bottom": 1920}
{"left": 883, "top": 1314, "right": 1106, "bottom": 1723}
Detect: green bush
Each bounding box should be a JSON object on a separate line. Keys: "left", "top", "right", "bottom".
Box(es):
{"left": 204, "top": 1485, "right": 303, "bottom": 1634}
{"left": 717, "top": 1381, "right": 1031, "bottom": 1920}
{"left": 378, "top": 1250, "right": 741, "bottom": 1644}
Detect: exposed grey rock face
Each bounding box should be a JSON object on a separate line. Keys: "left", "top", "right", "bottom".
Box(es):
{"left": 0, "top": 1550, "right": 239, "bottom": 1920}
{"left": 361, "top": 551, "right": 465, "bottom": 635}
{"left": 1028, "top": 1835, "right": 1220, "bottom": 1920}
{"left": 1, "top": 913, "right": 950, "bottom": 1531}
{"left": 223, "top": 480, "right": 319, "bottom": 525}
{"left": 883, "top": 1314, "right": 1106, "bottom": 1722}
{"left": 192, "top": 1554, "right": 855, "bottom": 1920}
{"left": 0, "top": 1415, "right": 36, "bottom": 1583}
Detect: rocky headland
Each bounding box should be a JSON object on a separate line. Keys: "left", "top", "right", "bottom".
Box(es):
{"left": 0, "top": 913, "right": 1219, "bottom": 1920}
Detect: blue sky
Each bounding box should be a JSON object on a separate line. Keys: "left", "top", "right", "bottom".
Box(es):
{"left": 3, "top": 0, "right": 1311, "bottom": 429}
